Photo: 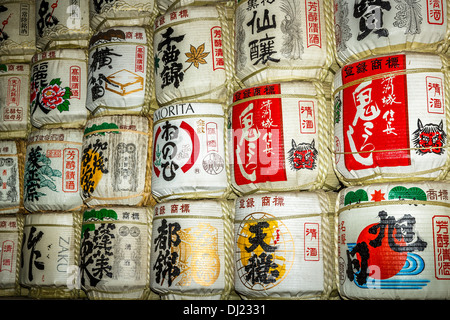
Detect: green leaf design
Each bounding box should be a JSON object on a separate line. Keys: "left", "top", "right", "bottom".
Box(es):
{"left": 49, "top": 78, "right": 62, "bottom": 86}
{"left": 62, "top": 87, "right": 72, "bottom": 100}
{"left": 388, "top": 186, "right": 427, "bottom": 201}
{"left": 84, "top": 122, "right": 120, "bottom": 135}
{"left": 82, "top": 208, "right": 119, "bottom": 236}
{"left": 154, "top": 54, "right": 160, "bottom": 71}
{"left": 57, "top": 100, "right": 70, "bottom": 113}
{"left": 344, "top": 189, "right": 368, "bottom": 205}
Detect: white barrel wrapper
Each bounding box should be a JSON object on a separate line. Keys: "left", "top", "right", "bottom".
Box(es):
{"left": 80, "top": 206, "right": 154, "bottom": 300}
{"left": 35, "top": 0, "right": 90, "bottom": 50}
{"left": 0, "top": 214, "right": 23, "bottom": 297}
{"left": 234, "top": 191, "right": 337, "bottom": 299}
{"left": 333, "top": 53, "right": 449, "bottom": 185}
{"left": 30, "top": 49, "right": 88, "bottom": 129}
{"left": 81, "top": 115, "right": 151, "bottom": 207}
{"left": 24, "top": 128, "right": 84, "bottom": 213}
{"left": 334, "top": 0, "right": 449, "bottom": 65}
{"left": 235, "top": 0, "right": 334, "bottom": 86}
{"left": 0, "top": 140, "right": 24, "bottom": 215}
{"left": 152, "top": 103, "right": 230, "bottom": 200}
{"left": 89, "top": 0, "right": 158, "bottom": 32}
{"left": 19, "top": 212, "right": 82, "bottom": 299}
{"left": 230, "top": 81, "right": 339, "bottom": 195}
{"left": 0, "top": 63, "right": 30, "bottom": 139}
{"left": 0, "top": 0, "right": 36, "bottom": 62}
{"left": 150, "top": 199, "right": 236, "bottom": 300}
{"left": 337, "top": 181, "right": 450, "bottom": 300}
{"left": 87, "top": 26, "right": 153, "bottom": 116}
{"left": 153, "top": 4, "right": 233, "bottom": 106}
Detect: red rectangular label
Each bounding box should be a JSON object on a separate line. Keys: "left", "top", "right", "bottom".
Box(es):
{"left": 306, "top": 0, "right": 321, "bottom": 48}
{"left": 342, "top": 54, "right": 411, "bottom": 171}
{"left": 62, "top": 148, "right": 79, "bottom": 193}
{"left": 426, "top": 76, "right": 444, "bottom": 114}
{"left": 232, "top": 84, "right": 286, "bottom": 185}
{"left": 433, "top": 215, "right": 450, "bottom": 279}
{"left": 427, "top": 0, "right": 444, "bottom": 25}
{"left": 211, "top": 26, "right": 224, "bottom": 71}
{"left": 304, "top": 222, "right": 320, "bottom": 261}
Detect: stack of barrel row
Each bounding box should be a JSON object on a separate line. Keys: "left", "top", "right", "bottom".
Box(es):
{"left": 0, "top": 0, "right": 448, "bottom": 302}
{"left": 0, "top": 0, "right": 161, "bottom": 300}
{"left": 227, "top": 0, "right": 340, "bottom": 300}
{"left": 149, "top": 0, "right": 239, "bottom": 300}
{"left": 332, "top": 0, "right": 450, "bottom": 300}
{"left": 150, "top": 0, "right": 341, "bottom": 300}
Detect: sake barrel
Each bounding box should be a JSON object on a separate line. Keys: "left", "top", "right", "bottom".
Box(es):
{"left": 337, "top": 181, "right": 450, "bottom": 300}
{"left": 153, "top": 4, "right": 234, "bottom": 107}
{"left": 30, "top": 49, "right": 88, "bottom": 129}
{"left": 24, "top": 128, "right": 84, "bottom": 213}
{"left": 0, "top": 140, "right": 25, "bottom": 215}
{"left": 0, "top": 0, "right": 36, "bottom": 62}
{"left": 19, "top": 212, "right": 83, "bottom": 299}
{"left": 0, "top": 63, "right": 30, "bottom": 139}
{"left": 80, "top": 206, "right": 154, "bottom": 300}
{"left": 234, "top": 191, "right": 337, "bottom": 299}
{"left": 333, "top": 53, "right": 449, "bottom": 185}
{"left": 81, "top": 115, "right": 152, "bottom": 207}
{"left": 150, "top": 199, "right": 236, "bottom": 300}
{"left": 230, "top": 81, "right": 339, "bottom": 196}
{"left": 334, "top": 0, "right": 449, "bottom": 66}
{"left": 234, "top": 0, "right": 335, "bottom": 87}
{"left": 35, "top": 0, "right": 90, "bottom": 50}
{"left": 0, "top": 214, "right": 24, "bottom": 297}
{"left": 87, "top": 26, "right": 153, "bottom": 116}
{"left": 89, "top": 0, "right": 158, "bottom": 32}
{"left": 152, "top": 103, "right": 230, "bottom": 201}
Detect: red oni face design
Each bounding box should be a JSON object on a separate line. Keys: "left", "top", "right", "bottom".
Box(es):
{"left": 292, "top": 149, "right": 315, "bottom": 169}
{"left": 418, "top": 131, "right": 443, "bottom": 154}
{"left": 413, "top": 119, "right": 446, "bottom": 155}
{"left": 288, "top": 139, "right": 317, "bottom": 171}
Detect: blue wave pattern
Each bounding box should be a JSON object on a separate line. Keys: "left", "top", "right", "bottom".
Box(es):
{"left": 347, "top": 243, "right": 430, "bottom": 290}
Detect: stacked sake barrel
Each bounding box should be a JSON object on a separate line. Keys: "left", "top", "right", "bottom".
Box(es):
{"left": 77, "top": 1, "right": 159, "bottom": 300}
{"left": 16, "top": 0, "right": 91, "bottom": 299}
{"left": 0, "top": 0, "right": 33, "bottom": 298}
{"left": 149, "top": 0, "right": 239, "bottom": 300}
{"left": 332, "top": 0, "right": 450, "bottom": 300}
{"left": 229, "top": 0, "right": 340, "bottom": 300}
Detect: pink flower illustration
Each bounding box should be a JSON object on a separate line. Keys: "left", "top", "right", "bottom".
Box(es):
{"left": 39, "top": 84, "right": 67, "bottom": 110}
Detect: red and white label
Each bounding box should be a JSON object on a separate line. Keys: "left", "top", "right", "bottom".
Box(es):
{"left": 6, "top": 77, "right": 20, "bottom": 107}
{"left": 62, "top": 148, "right": 79, "bottom": 193}
{"left": 304, "top": 222, "right": 320, "bottom": 261}
{"left": 135, "top": 46, "right": 145, "bottom": 73}
{"left": 433, "top": 215, "right": 450, "bottom": 279}
{"left": 232, "top": 84, "right": 286, "bottom": 185}
{"left": 211, "top": 26, "right": 224, "bottom": 71}
{"left": 342, "top": 54, "right": 410, "bottom": 171}
{"left": 306, "top": 0, "right": 321, "bottom": 48}
{"left": 69, "top": 66, "right": 81, "bottom": 99}
{"left": 0, "top": 240, "right": 14, "bottom": 272}
{"left": 206, "top": 122, "right": 218, "bottom": 152}
{"left": 426, "top": 76, "right": 444, "bottom": 114}
{"left": 299, "top": 100, "right": 316, "bottom": 134}
{"left": 427, "top": 0, "right": 444, "bottom": 25}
